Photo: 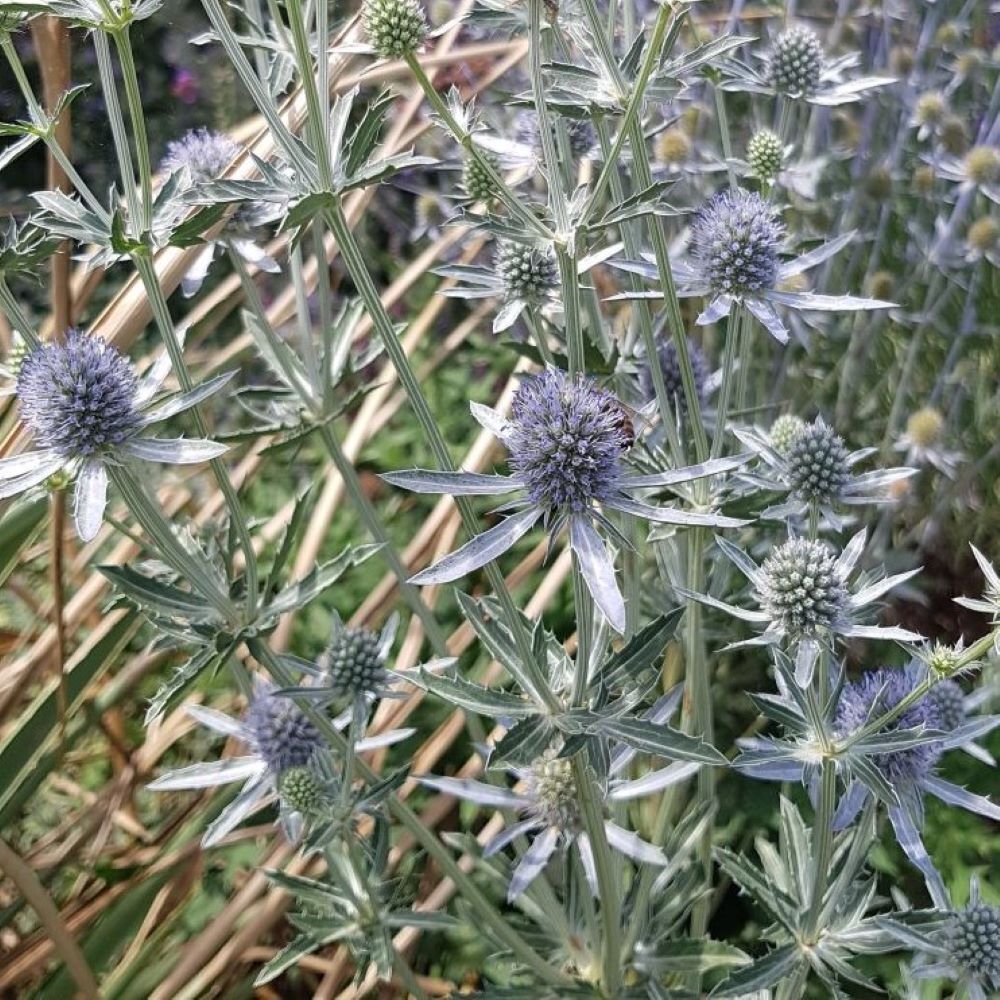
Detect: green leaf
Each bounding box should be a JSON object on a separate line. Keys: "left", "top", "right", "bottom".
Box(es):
{"left": 263, "top": 481, "right": 319, "bottom": 600}
{"left": 711, "top": 943, "right": 802, "bottom": 996}
{"left": 415, "top": 668, "right": 537, "bottom": 719}
{"left": 265, "top": 543, "right": 379, "bottom": 618}
{"left": 714, "top": 847, "right": 798, "bottom": 927}
{"left": 145, "top": 645, "right": 225, "bottom": 726}
{"left": 640, "top": 938, "right": 750, "bottom": 973}
{"left": 588, "top": 715, "right": 726, "bottom": 765}
{"left": 489, "top": 716, "right": 556, "bottom": 770}
{"left": 100, "top": 565, "right": 221, "bottom": 622}
{"left": 343, "top": 88, "right": 393, "bottom": 178}
{"left": 0, "top": 612, "right": 140, "bottom": 828}
{"left": 598, "top": 608, "right": 683, "bottom": 690}
{"left": 0, "top": 496, "right": 47, "bottom": 590}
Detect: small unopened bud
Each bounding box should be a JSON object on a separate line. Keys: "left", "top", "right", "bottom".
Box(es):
{"left": 747, "top": 129, "right": 783, "bottom": 180}
{"left": 915, "top": 92, "right": 948, "bottom": 128}
{"left": 913, "top": 165, "right": 935, "bottom": 195}
{"left": 769, "top": 414, "right": 805, "bottom": 455}
{"left": 965, "top": 146, "right": 1000, "bottom": 186}
{"left": 462, "top": 152, "right": 499, "bottom": 204}
{"left": 279, "top": 766, "right": 324, "bottom": 813}
{"left": 361, "top": 0, "right": 427, "bottom": 58}
{"left": 866, "top": 271, "right": 895, "bottom": 301}
{"left": 656, "top": 127, "right": 691, "bottom": 166}
{"left": 968, "top": 217, "right": 999, "bottom": 253}
{"left": 906, "top": 407, "right": 944, "bottom": 447}
{"left": 941, "top": 115, "right": 968, "bottom": 155}
{"left": 866, "top": 165, "right": 893, "bottom": 199}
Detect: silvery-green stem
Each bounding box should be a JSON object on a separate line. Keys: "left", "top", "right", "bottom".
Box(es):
{"left": 571, "top": 753, "right": 622, "bottom": 996}
{"left": 284, "top": 0, "right": 333, "bottom": 188}
{"left": 324, "top": 200, "right": 561, "bottom": 714}
{"left": 0, "top": 34, "right": 108, "bottom": 222}
{"left": 248, "top": 637, "right": 572, "bottom": 988}
{"left": 109, "top": 28, "right": 153, "bottom": 231}
{"left": 713, "top": 84, "right": 737, "bottom": 190}
{"left": 803, "top": 757, "right": 837, "bottom": 938}
{"left": 90, "top": 31, "right": 141, "bottom": 228}
{"left": 107, "top": 463, "right": 237, "bottom": 621}
{"left": 200, "top": 0, "right": 317, "bottom": 180}
{"left": 577, "top": 4, "right": 682, "bottom": 231}
{"left": 0, "top": 277, "right": 40, "bottom": 350}
{"left": 524, "top": 307, "right": 556, "bottom": 367}
{"left": 316, "top": 424, "right": 452, "bottom": 656}
{"left": 590, "top": 110, "right": 684, "bottom": 467}
{"left": 88, "top": 19, "right": 259, "bottom": 615}
{"left": 711, "top": 303, "right": 743, "bottom": 458}
{"left": 228, "top": 245, "right": 451, "bottom": 655}
{"left": 132, "top": 253, "right": 260, "bottom": 618}
{"left": 402, "top": 54, "right": 554, "bottom": 243}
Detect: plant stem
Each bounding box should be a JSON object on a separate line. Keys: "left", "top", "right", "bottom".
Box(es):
{"left": 324, "top": 200, "right": 560, "bottom": 714}
{"left": 107, "top": 463, "right": 237, "bottom": 620}
{"left": 571, "top": 754, "right": 622, "bottom": 996}
{"left": 403, "top": 54, "right": 554, "bottom": 243}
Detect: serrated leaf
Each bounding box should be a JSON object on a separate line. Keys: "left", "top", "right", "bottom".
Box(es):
{"left": 415, "top": 668, "right": 537, "bottom": 718}
{"left": 100, "top": 565, "right": 221, "bottom": 622}
{"left": 588, "top": 715, "right": 726, "bottom": 765}
{"left": 598, "top": 608, "right": 683, "bottom": 690}
{"left": 265, "top": 543, "right": 379, "bottom": 617}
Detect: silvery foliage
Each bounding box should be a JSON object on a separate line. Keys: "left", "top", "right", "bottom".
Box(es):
{"left": 1, "top": 0, "right": 998, "bottom": 995}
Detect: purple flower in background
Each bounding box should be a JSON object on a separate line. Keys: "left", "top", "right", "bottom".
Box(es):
{"left": 0, "top": 330, "right": 231, "bottom": 540}
{"left": 159, "top": 128, "right": 281, "bottom": 296}
{"left": 169, "top": 67, "right": 200, "bottom": 105}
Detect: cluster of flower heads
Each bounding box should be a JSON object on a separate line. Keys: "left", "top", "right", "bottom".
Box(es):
{"left": 0, "top": 330, "right": 231, "bottom": 540}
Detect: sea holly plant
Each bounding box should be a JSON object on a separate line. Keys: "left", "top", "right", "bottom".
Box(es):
{"left": 0, "top": 0, "right": 999, "bottom": 997}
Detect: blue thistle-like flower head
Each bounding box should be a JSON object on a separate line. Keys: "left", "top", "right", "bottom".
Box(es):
{"left": 639, "top": 337, "right": 709, "bottom": 414}
{"left": 834, "top": 667, "right": 944, "bottom": 785}
{"left": 160, "top": 128, "right": 241, "bottom": 182}
{"left": 16, "top": 330, "right": 142, "bottom": 459}
{"left": 246, "top": 688, "right": 324, "bottom": 774}
{"left": 508, "top": 368, "right": 629, "bottom": 513}
{"left": 949, "top": 901, "right": 1000, "bottom": 986}
{"left": 689, "top": 189, "right": 783, "bottom": 298}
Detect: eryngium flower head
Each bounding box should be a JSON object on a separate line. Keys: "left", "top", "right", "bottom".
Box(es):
{"left": 462, "top": 152, "right": 498, "bottom": 204}
{"left": 925, "top": 679, "right": 966, "bottom": 732}
{"left": 688, "top": 189, "right": 783, "bottom": 298}
{"left": 496, "top": 240, "right": 558, "bottom": 301}
{"left": 326, "top": 626, "right": 387, "bottom": 698}
{"left": 759, "top": 538, "right": 847, "bottom": 636}
{"left": 769, "top": 26, "right": 824, "bottom": 96}
{"left": 785, "top": 418, "right": 850, "bottom": 503}
{"left": 246, "top": 688, "right": 323, "bottom": 773}
{"left": 278, "top": 766, "right": 324, "bottom": 813}
{"left": 747, "top": 129, "right": 783, "bottom": 179}
{"left": 528, "top": 751, "right": 580, "bottom": 830}
{"left": 160, "top": 128, "right": 240, "bottom": 182}
{"left": 950, "top": 902, "right": 1000, "bottom": 986}
{"left": 17, "top": 330, "right": 141, "bottom": 458}
{"left": 770, "top": 414, "right": 806, "bottom": 454}
{"left": 834, "top": 667, "right": 943, "bottom": 784}
{"left": 515, "top": 110, "right": 595, "bottom": 160}
{"left": 508, "top": 367, "right": 629, "bottom": 512}
{"left": 965, "top": 146, "right": 1000, "bottom": 186}
{"left": 639, "top": 337, "right": 709, "bottom": 413}
{"left": 362, "top": 0, "right": 427, "bottom": 58}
